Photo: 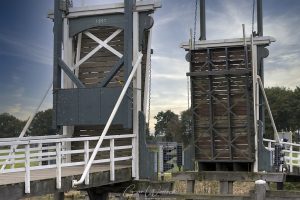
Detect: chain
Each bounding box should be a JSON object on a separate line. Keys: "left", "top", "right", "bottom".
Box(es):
{"left": 147, "top": 53, "right": 152, "bottom": 128}
{"left": 193, "top": 0, "right": 198, "bottom": 49}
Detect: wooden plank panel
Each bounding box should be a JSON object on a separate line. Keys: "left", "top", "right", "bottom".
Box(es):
{"left": 191, "top": 46, "right": 254, "bottom": 163}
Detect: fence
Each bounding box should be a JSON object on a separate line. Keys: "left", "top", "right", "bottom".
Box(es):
{"left": 263, "top": 138, "right": 300, "bottom": 173}
{"left": 0, "top": 134, "right": 135, "bottom": 193}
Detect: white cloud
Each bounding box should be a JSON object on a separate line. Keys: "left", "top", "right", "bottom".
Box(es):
{"left": 4, "top": 104, "right": 30, "bottom": 120}
{"left": 265, "top": 65, "right": 300, "bottom": 89}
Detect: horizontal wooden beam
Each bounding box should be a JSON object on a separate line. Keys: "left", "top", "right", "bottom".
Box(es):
{"left": 48, "top": 0, "right": 162, "bottom": 19}
{"left": 181, "top": 36, "right": 275, "bottom": 50}
{"left": 172, "top": 171, "right": 286, "bottom": 182}
{"left": 187, "top": 69, "right": 251, "bottom": 77}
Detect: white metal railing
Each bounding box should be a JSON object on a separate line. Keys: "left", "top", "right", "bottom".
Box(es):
{"left": 0, "top": 134, "right": 135, "bottom": 193}
{"left": 263, "top": 138, "right": 300, "bottom": 173}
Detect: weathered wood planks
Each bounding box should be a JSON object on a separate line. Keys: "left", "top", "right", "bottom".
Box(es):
{"left": 190, "top": 46, "right": 254, "bottom": 168}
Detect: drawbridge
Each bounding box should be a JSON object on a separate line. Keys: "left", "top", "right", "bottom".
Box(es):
{"left": 0, "top": 0, "right": 160, "bottom": 199}
{"left": 1, "top": 0, "right": 300, "bottom": 200}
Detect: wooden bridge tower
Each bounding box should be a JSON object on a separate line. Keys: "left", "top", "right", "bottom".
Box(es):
{"left": 51, "top": 0, "right": 161, "bottom": 180}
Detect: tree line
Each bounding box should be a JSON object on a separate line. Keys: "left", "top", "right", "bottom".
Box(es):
{"left": 0, "top": 109, "right": 55, "bottom": 138}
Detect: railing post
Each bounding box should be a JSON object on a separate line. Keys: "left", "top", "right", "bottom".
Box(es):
{"left": 11, "top": 150, "right": 15, "bottom": 169}
{"left": 110, "top": 139, "right": 115, "bottom": 181}
{"left": 56, "top": 142, "right": 62, "bottom": 189}
{"left": 25, "top": 144, "right": 31, "bottom": 194}
{"left": 268, "top": 141, "right": 271, "bottom": 151}
{"left": 289, "top": 145, "right": 293, "bottom": 173}
{"left": 131, "top": 137, "right": 136, "bottom": 178}
{"left": 38, "top": 143, "right": 43, "bottom": 166}
{"left": 84, "top": 140, "right": 90, "bottom": 185}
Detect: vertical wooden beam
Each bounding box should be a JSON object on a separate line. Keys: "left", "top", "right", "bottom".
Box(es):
{"left": 244, "top": 44, "right": 253, "bottom": 162}
{"left": 124, "top": 0, "right": 135, "bottom": 129}
{"left": 225, "top": 48, "right": 233, "bottom": 160}
{"left": 54, "top": 192, "right": 65, "bottom": 200}
{"left": 252, "top": 42, "right": 259, "bottom": 172}
{"left": 207, "top": 49, "right": 215, "bottom": 159}
{"left": 53, "top": 0, "right": 63, "bottom": 128}
{"left": 220, "top": 181, "right": 233, "bottom": 195}
{"left": 62, "top": 17, "right": 74, "bottom": 163}
{"left": 189, "top": 51, "right": 196, "bottom": 167}
{"left": 132, "top": 6, "right": 140, "bottom": 180}
{"left": 186, "top": 180, "right": 195, "bottom": 193}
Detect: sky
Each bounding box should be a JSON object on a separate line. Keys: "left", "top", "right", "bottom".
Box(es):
{"left": 0, "top": 0, "right": 300, "bottom": 130}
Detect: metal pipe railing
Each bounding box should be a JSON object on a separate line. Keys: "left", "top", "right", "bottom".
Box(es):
{"left": 72, "top": 52, "right": 143, "bottom": 186}
{"left": 257, "top": 76, "right": 280, "bottom": 142}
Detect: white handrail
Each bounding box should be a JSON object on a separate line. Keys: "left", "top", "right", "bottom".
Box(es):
{"left": 72, "top": 52, "right": 143, "bottom": 186}
{"left": 263, "top": 138, "right": 300, "bottom": 148}
{"left": 263, "top": 138, "right": 300, "bottom": 172}
{"left": 0, "top": 134, "right": 135, "bottom": 146}
{"left": 257, "top": 76, "right": 280, "bottom": 142}
{"left": 0, "top": 135, "right": 65, "bottom": 142}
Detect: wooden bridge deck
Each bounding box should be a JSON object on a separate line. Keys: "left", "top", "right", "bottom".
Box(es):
{"left": 0, "top": 164, "right": 132, "bottom": 200}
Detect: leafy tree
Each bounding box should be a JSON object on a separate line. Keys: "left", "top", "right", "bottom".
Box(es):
{"left": 0, "top": 113, "right": 25, "bottom": 138}
{"left": 180, "top": 109, "right": 193, "bottom": 145}
{"left": 265, "top": 87, "right": 294, "bottom": 131}
{"left": 264, "top": 86, "right": 300, "bottom": 139}
{"left": 28, "top": 109, "right": 56, "bottom": 136}
{"left": 153, "top": 109, "right": 193, "bottom": 144}
{"left": 292, "top": 87, "right": 300, "bottom": 131}
{"left": 154, "top": 110, "right": 180, "bottom": 141}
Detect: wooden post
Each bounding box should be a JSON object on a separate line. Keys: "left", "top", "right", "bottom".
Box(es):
{"left": 220, "top": 181, "right": 233, "bottom": 195}
{"left": 54, "top": 192, "right": 65, "bottom": 200}
{"left": 255, "top": 180, "right": 266, "bottom": 200}
{"left": 186, "top": 180, "right": 195, "bottom": 193}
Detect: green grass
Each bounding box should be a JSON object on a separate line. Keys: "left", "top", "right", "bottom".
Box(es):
{"left": 0, "top": 150, "right": 40, "bottom": 170}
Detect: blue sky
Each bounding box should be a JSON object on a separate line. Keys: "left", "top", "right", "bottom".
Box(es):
{"left": 0, "top": 0, "right": 300, "bottom": 129}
